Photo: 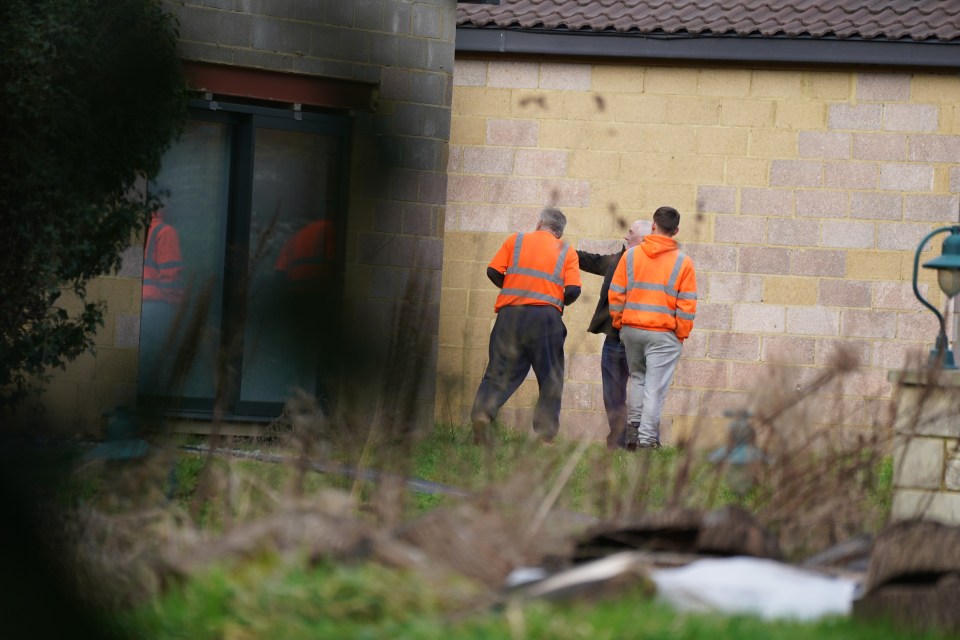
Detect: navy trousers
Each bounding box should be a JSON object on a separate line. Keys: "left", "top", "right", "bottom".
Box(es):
{"left": 601, "top": 335, "right": 630, "bottom": 448}
{"left": 471, "top": 305, "right": 567, "bottom": 440}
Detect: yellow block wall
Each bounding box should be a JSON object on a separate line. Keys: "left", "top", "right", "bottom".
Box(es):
{"left": 7, "top": 244, "right": 144, "bottom": 436}
{"left": 439, "top": 60, "right": 960, "bottom": 447}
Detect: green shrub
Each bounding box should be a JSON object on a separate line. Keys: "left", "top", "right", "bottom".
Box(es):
{"left": 0, "top": 0, "right": 187, "bottom": 407}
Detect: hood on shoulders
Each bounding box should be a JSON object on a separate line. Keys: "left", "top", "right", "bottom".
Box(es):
{"left": 640, "top": 234, "right": 678, "bottom": 258}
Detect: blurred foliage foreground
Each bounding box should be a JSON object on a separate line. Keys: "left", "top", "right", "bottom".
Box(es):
{"left": 3, "top": 390, "right": 946, "bottom": 640}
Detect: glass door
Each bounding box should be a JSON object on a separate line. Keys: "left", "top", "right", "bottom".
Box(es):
{"left": 138, "top": 103, "right": 350, "bottom": 419}
{"left": 238, "top": 119, "right": 345, "bottom": 414}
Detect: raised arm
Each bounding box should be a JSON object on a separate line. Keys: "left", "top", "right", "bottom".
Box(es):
{"left": 576, "top": 249, "right": 609, "bottom": 276}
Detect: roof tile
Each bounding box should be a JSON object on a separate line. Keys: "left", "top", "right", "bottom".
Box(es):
{"left": 458, "top": 0, "right": 960, "bottom": 42}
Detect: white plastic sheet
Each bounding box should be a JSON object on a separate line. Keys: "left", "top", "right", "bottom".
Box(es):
{"left": 651, "top": 556, "right": 860, "bottom": 621}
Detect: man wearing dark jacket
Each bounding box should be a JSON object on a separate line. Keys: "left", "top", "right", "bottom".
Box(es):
{"left": 576, "top": 220, "right": 649, "bottom": 449}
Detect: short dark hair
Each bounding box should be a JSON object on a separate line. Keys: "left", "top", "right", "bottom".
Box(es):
{"left": 653, "top": 206, "right": 680, "bottom": 234}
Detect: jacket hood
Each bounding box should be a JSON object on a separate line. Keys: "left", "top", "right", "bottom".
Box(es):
{"left": 640, "top": 234, "right": 678, "bottom": 258}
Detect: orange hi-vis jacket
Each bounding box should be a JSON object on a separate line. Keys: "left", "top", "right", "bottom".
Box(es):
{"left": 274, "top": 219, "right": 335, "bottom": 284}
{"left": 489, "top": 229, "right": 581, "bottom": 313}
{"left": 608, "top": 234, "right": 697, "bottom": 341}
{"left": 142, "top": 213, "right": 183, "bottom": 305}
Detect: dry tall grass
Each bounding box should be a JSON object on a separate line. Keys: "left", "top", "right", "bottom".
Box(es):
{"left": 55, "top": 337, "right": 908, "bottom": 615}
{"left": 35, "top": 251, "right": 939, "bottom": 622}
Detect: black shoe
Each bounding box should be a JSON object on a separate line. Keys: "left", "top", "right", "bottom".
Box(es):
{"left": 637, "top": 440, "right": 661, "bottom": 450}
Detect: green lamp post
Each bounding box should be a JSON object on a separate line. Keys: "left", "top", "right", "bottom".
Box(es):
{"left": 912, "top": 225, "right": 960, "bottom": 369}
{"left": 707, "top": 409, "right": 768, "bottom": 497}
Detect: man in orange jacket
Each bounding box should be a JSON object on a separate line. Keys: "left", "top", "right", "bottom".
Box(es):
{"left": 140, "top": 207, "right": 184, "bottom": 394}
{"left": 272, "top": 217, "right": 337, "bottom": 413}
{"left": 142, "top": 208, "right": 183, "bottom": 306}
{"left": 274, "top": 218, "right": 336, "bottom": 291}
{"left": 608, "top": 206, "right": 697, "bottom": 450}
{"left": 471, "top": 207, "right": 582, "bottom": 444}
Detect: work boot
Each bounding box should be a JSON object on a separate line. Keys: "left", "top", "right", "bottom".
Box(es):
{"left": 637, "top": 440, "right": 661, "bottom": 450}
{"left": 472, "top": 415, "right": 492, "bottom": 446}
{"left": 624, "top": 423, "right": 640, "bottom": 452}
{"left": 606, "top": 426, "right": 626, "bottom": 450}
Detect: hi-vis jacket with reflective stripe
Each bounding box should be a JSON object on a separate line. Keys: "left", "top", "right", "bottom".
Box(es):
{"left": 142, "top": 214, "right": 183, "bottom": 305}
{"left": 274, "top": 219, "right": 335, "bottom": 284}
{"left": 608, "top": 234, "right": 697, "bottom": 341}
{"left": 489, "top": 230, "right": 581, "bottom": 313}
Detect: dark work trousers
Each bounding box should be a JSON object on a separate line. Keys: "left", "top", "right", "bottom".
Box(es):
{"left": 471, "top": 304, "right": 567, "bottom": 440}
{"left": 601, "top": 335, "right": 630, "bottom": 448}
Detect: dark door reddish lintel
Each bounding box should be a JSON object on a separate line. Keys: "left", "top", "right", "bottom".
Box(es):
{"left": 183, "top": 61, "right": 374, "bottom": 111}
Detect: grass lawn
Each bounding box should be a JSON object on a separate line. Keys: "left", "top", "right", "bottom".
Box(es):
{"left": 1, "top": 425, "right": 916, "bottom": 640}
{"left": 116, "top": 555, "right": 950, "bottom": 640}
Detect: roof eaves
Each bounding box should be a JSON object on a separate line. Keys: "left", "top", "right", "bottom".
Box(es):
{"left": 455, "top": 26, "right": 960, "bottom": 71}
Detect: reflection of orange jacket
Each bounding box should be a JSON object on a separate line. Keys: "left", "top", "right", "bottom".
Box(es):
{"left": 274, "top": 220, "right": 335, "bottom": 284}
{"left": 609, "top": 234, "right": 697, "bottom": 341}
{"left": 143, "top": 213, "right": 183, "bottom": 305}
{"left": 488, "top": 230, "right": 581, "bottom": 313}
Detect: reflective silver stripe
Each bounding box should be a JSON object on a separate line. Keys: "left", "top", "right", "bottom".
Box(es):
{"left": 624, "top": 302, "right": 697, "bottom": 320}
{"left": 510, "top": 232, "right": 525, "bottom": 265}
{"left": 629, "top": 282, "right": 668, "bottom": 292}
{"left": 625, "top": 249, "right": 694, "bottom": 298}
{"left": 143, "top": 279, "right": 180, "bottom": 289}
{"left": 499, "top": 288, "right": 563, "bottom": 307}
{"left": 503, "top": 232, "right": 570, "bottom": 289}
{"left": 144, "top": 259, "right": 183, "bottom": 269}
{"left": 666, "top": 252, "right": 685, "bottom": 290}
{"left": 610, "top": 304, "right": 625, "bottom": 313}
{"left": 554, "top": 243, "right": 570, "bottom": 281}
{"left": 507, "top": 266, "right": 564, "bottom": 285}
{"left": 625, "top": 302, "right": 676, "bottom": 314}
{"left": 609, "top": 283, "right": 627, "bottom": 294}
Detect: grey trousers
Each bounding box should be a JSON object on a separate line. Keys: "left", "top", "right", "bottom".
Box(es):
{"left": 620, "top": 326, "right": 683, "bottom": 446}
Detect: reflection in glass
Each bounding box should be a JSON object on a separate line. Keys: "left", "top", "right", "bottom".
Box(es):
{"left": 240, "top": 127, "right": 341, "bottom": 407}
{"left": 137, "top": 111, "right": 346, "bottom": 417}
{"left": 138, "top": 120, "right": 230, "bottom": 401}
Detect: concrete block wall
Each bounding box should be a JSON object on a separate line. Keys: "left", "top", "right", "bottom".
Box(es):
{"left": 440, "top": 60, "right": 960, "bottom": 446}
{"left": 890, "top": 370, "right": 960, "bottom": 524}
{"left": 168, "top": 1, "right": 457, "bottom": 423}
{"left": 16, "top": 1, "right": 458, "bottom": 435}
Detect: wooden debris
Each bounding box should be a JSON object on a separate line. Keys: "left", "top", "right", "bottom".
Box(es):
{"left": 698, "top": 505, "right": 783, "bottom": 559}
{"left": 505, "top": 551, "right": 656, "bottom": 603}
{"left": 573, "top": 505, "right": 781, "bottom": 563}
{"left": 854, "top": 578, "right": 960, "bottom": 634}
{"left": 853, "top": 519, "right": 960, "bottom": 633}
{"left": 801, "top": 533, "right": 872, "bottom": 572}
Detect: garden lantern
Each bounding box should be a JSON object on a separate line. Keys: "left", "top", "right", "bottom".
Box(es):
{"left": 912, "top": 225, "right": 960, "bottom": 369}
